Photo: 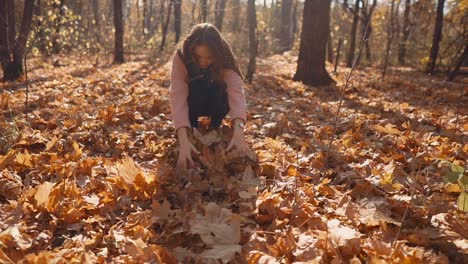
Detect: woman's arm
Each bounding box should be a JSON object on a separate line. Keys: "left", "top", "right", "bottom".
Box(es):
{"left": 169, "top": 53, "right": 191, "bottom": 130}
{"left": 224, "top": 69, "right": 247, "bottom": 124}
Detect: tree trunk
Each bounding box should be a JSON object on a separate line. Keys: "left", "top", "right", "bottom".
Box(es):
{"left": 346, "top": 0, "right": 360, "bottom": 67}
{"left": 214, "top": 0, "right": 227, "bottom": 31}
{"left": 245, "top": 0, "right": 257, "bottom": 83}
{"left": 1, "top": 0, "right": 34, "bottom": 81}
{"left": 200, "top": 0, "right": 208, "bottom": 22}
{"left": 92, "top": 0, "right": 101, "bottom": 44}
{"left": 382, "top": 0, "right": 396, "bottom": 80}
{"left": 231, "top": 0, "right": 241, "bottom": 32}
{"left": 174, "top": 0, "right": 182, "bottom": 43}
{"left": 191, "top": 0, "right": 198, "bottom": 25}
{"left": 293, "top": 0, "right": 334, "bottom": 86}
{"left": 357, "top": 0, "right": 376, "bottom": 65}
{"left": 292, "top": 0, "right": 299, "bottom": 38}
{"left": 52, "top": 0, "right": 65, "bottom": 54}
{"left": 0, "top": 1, "right": 10, "bottom": 75}
{"left": 160, "top": 0, "right": 166, "bottom": 32}
{"left": 447, "top": 42, "right": 467, "bottom": 81}
{"left": 6, "top": 0, "right": 15, "bottom": 52}
{"left": 327, "top": 33, "right": 334, "bottom": 63}
{"left": 279, "top": 0, "right": 293, "bottom": 52}
{"left": 160, "top": 0, "right": 172, "bottom": 51}
{"left": 398, "top": 0, "right": 411, "bottom": 65}
{"left": 334, "top": 37, "right": 343, "bottom": 73}
{"left": 143, "top": 0, "right": 148, "bottom": 36}
{"left": 35, "top": 0, "right": 47, "bottom": 54}
{"left": 114, "top": 0, "right": 124, "bottom": 63}
{"left": 427, "top": 0, "right": 445, "bottom": 74}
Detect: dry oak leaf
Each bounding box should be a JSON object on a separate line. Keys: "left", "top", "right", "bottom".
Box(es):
{"left": 0, "top": 169, "right": 23, "bottom": 200}
{"left": 0, "top": 225, "right": 33, "bottom": 251}
{"left": 327, "top": 219, "right": 362, "bottom": 256}
{"left": 190, "top": 203, "right": 241, "bottom": 263}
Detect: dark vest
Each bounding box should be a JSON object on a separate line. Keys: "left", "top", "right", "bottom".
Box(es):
{"left": 177, "top": 50, "right": 229, "bottom": 128}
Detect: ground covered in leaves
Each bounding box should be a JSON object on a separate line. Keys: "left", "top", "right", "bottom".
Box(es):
{"left": 0, "top": 53, "right": 467, "bottom": 263}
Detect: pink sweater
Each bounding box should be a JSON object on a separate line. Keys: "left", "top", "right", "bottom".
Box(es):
{"left": 169, "top": 53, "right": 247, "bottom": 130}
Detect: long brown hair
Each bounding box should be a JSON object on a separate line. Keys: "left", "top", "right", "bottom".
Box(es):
{"left": 176, "top": 23, "right": 243, "bottom": 84}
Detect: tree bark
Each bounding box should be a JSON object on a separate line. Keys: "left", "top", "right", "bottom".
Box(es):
{"left": 427, "top": 0, "right": 445, "bottom": 74}
{"left": 327, "top": 33, "right": 334, "bottom": 63}
{"left": 1, "top": 0, "right": 34, "bottom": 81}
{"left": 92, "top": 0, "right": 101, "bottom": 44}
{"left": 114, "top": 0, "right": 125, "bottom": 63}
{"left": 200, "top": 0, "right": 208, "bottom": 22}
{"left": 246, "top": 0, "right": 257, "bottom": 83}
{"left": 279, "top": 0, "right": 293, "bottom": 52}
{"left": 292, "top": 0, "right": 299, "bottom": 38}
{"left": 52, "top": 0, "right": 65, "bottom": 54}
{"left": 214, "top": 0, "right": 227, "bottom": 31}
{"left": 447, "top": 42, "right": 467, "bottom": 81}
{"left": 231, "top": 0, "right": 241, "bottom": 32}
{"left": 6, "top": 0, "right": 15, "bottom": 52}
{"left": 143, "top": 0, "right": 148, "bottom": 36}
{"left": 357, "top": 0, "right": 376, "bottom": 65}
{"left": 346, "top": 0, "right": 360, "bottom": 67}
{"left": 191, "top": 0, "right": 198, "bottom": 25}
{"left": 398, "top": 0, "right": 411, "bottom": 64}
{"left": 160, "top": 0, "right": 173, "bottom": 51}
{"left": 382, "top": 0, "right": 396, "bottom": 80}
{"left": 174, "top": 0, "right": 182, "bottom": 43}
{"left": 293, "top": 0, "right": 334, "bottom": 86}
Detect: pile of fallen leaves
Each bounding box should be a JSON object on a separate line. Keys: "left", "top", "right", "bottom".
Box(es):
{"left": 0, "top": 52, "right": 467, "bottom": 263}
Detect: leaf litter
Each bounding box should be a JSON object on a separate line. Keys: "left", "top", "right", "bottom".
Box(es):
{"left": 0, "top": 53, "right": 466, "bottom": 263}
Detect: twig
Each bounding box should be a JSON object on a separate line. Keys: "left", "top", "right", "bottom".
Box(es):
{"left": 391, "top": 165, "right": 425, "bottom": 248}
{"left": 321, "top": 4, "right": 376, "bottom": 178}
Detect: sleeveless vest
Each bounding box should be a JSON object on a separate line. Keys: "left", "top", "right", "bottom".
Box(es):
{"left": 176, "top": 50, "right": 230, "bottom": 128}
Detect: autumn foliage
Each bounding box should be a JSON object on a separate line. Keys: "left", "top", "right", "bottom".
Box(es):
{"left": 0, "top": 54, "right": 467, "bottom": 263}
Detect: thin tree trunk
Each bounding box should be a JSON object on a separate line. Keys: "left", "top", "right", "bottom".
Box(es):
{"left": 357, "top": 0, "right": 376, "bottom": 65}
{"left": 346, "top": 0, "right": 360, "bottom": 67}
{"left": 279, "top": 0, "right": 293, "bottom": 52}
{"left": 174, "top": 0, "right": 182, "bottom": 43}
{"left": 447, "top": 42, "right": 467, "bottom": 81}
{"left": 231, "top": 0, "right": 241, "bottom": 32}
{"left": 1, "top": 0, "right": 34, "bottom": 81}
{"left": 327, "top": 33, "right": 334, "bottom": 63}
{"left": 382, "top": 0, "right": 396, "bottom": 80}
{"left": 214, "top": 0, "right": 227, "bottom": 31}
{"left": 6, "top": 0, "right": 15, "bottom": 53}
{"left": 114, "top": 0, "right": 124, "bottom": 63}
{"left": 143, "top": 0, "right": 148, "bottom": 36}
{"left": 160, "top": 0, "right": 166, "bottom": 32}
{"left": 200, "top": 0, "right": 208, "bottom": 22}
{"left": 34, "top": 0, "right": 46, "bottom": 54}
{"left": 160, "top": 0, "right": 172, "bottom": 51}
{"left": 398, "top": 0, "right": 411, "bottom": 64}
{"left": 92, "top": 0, "right": 101, "bottom": 44}
{"left": 246, "top": 0, "right": 257, "bottom": 83}
{"left": 191, "top": 0, "right": 198, "bottom": 25}
{"left": 0, "top": 1, "right": 10, "bottom": 74}
{"left": 292, "top": 0, "right": 299, "bottom": 38}
{"left": 427, "top": 0, "right": 445, "bottom": 74}
{"left": 334, "top": 37, "right": 343, "bottom": 73}
{"left": 294, "top": 0, "right": 334, "bottom": 86}
{"left": 52, "top": 0, "right": 65, "bottom": 54}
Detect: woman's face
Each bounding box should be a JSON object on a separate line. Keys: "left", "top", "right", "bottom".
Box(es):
{"left": 194, "top": 45, "right": 214, "bottom": 69}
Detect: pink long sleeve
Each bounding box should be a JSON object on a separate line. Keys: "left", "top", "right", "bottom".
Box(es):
{"left": 169, "top": 54, "right": 191, "bottom": 129}
{"left": 169, "top": 54, "right": 247, "bottom": 130}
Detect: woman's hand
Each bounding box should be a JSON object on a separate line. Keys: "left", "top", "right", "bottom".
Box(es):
{"left": 177, "top": 127, "right": 200, "bottom": 169}
{"left": 226, "top": 119, "right": 250, "bottom": 154}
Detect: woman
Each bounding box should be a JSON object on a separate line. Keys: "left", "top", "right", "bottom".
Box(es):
{"left": 169, "top": 23, "right": 249, "bottom": 169}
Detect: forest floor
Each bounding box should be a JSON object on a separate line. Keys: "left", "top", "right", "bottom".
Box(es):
{"left": 0, "top": 52, "right": 467, "bottom": 263}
